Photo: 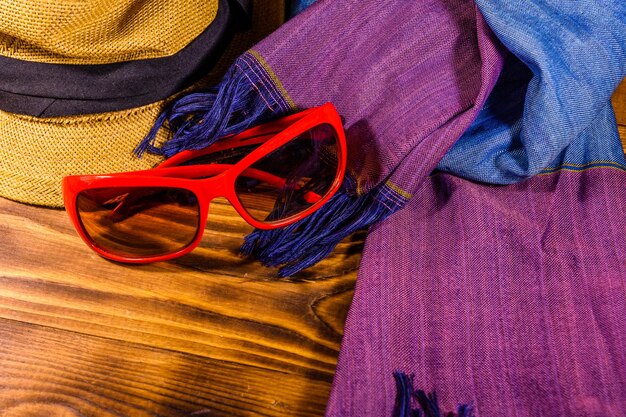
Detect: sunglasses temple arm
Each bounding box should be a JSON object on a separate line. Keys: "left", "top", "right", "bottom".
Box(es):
{"left": 160, "top": 108, "right": 323, "bottom": 168}
{"left": 158, "top": 132, "right": 280, "bottom": 168}
{"left": 166, "top": 165, "right": 322, "bottom": 203}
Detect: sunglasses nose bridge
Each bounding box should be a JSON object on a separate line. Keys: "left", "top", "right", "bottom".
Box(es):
{"left": 197, "top": 174, "right": 231, "bottom": 204}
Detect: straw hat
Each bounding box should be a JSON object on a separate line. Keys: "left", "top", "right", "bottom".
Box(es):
{"left": 0, "top": 0, "right": 285, "bottom": 207}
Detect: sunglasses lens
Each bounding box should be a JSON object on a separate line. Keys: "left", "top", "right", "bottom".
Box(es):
{"left": 235, "top": 123, "right": 340, "bottom": 223}
{"left": 76, "top": 187, "right": 200, "bottom": 258}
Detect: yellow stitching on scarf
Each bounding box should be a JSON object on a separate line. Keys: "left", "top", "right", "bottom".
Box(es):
{"left": 249, "top": 49, "right": 297, "bottom": 111}
{"left": 537, "top": 165, "right": 626, "bottom": 175}
{"left": 385, "top": 180, "right": 413, "bottom": 199}
{"left": 426, "top": 162, "right": 626, "bottom": 179}
{"left": 541, "top": 160, "right": 626, "bottom": 170}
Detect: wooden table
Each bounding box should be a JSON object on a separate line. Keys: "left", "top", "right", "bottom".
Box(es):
{"left": 1, "top": 81, "right": 626, "bottom": 417}
{"left": 0, "top": 192, "right": 364, "bottom": 417}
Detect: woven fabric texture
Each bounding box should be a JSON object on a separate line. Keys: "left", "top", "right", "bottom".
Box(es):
{"left": 0, "top": 103, "right": 164, "bottom": 207}
{"left": 326, "top": 164, "right": 626, "bottom": 416}
{"left": 437, "top": 0, "right": 626, "bottom": 183}
{"left": 325, "top": 1, "right": 626, "bottom": 415}
{"left": 0, "top": 0, "right": 218, "bottom": 64}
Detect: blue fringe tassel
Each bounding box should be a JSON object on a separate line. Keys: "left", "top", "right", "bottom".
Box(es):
{"left": 394, "top": 370, "right": 414, "bottom": 417}
{"left": 241, "top": 178, "right": 406, "bottom": 277}
{"left": 393, "top": 371, "right": 474, "bottom": 417}
{"left": 135, "top": 60, "right": 281, "bottom": 158}
{"left": 134, "top": 51, "right": 410, "bottom": 275}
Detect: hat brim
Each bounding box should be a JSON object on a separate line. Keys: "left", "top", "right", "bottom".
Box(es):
{"left": 0, "top": 0, "right": 285, "bottom": 207}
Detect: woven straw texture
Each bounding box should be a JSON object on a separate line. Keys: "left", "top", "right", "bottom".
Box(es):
{"left": 0, "top": 104, "right": 165, "bottom": 207}
{"left": 0, "top": 0, "right": 284, "bottom": 207}
{"left": 0, "top": 0, "right": 218, "bottom": 64}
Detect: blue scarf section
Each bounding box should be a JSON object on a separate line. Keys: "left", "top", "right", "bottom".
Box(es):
{"left": 288, "top": 0, "right": 318, "bottom": 17}
{"left": 289, "top": 1, "right": 626, "bottom": 180}
{"left": 436, "top": 0, "right": 626, "bottom": 182}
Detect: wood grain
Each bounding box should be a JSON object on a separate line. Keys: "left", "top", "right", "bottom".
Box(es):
{"left": 0, "top": 197, "right": 363, "bottom": 416}
{"left": 613, "top": 78, "right": 626, "bottom": 126}
{"left": 613, "top": 79, "right": 626, "bottom": 149}
{"left": 0, "top": 318, "right": 333, "bottom": 417}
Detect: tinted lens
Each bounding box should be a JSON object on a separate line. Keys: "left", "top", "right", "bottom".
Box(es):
{"left": 76, "top": 187, "right": 200, "bottom": 258}
{"left": 181, "top": 144, "right": 263, "bottom": 168}
{"left": 235, "top": 123, "right": 339, "bottom": 223}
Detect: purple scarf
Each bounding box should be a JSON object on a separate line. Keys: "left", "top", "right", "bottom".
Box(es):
{"left": 325, "top": 0, "right": 626, "bottom": 415}
{"left": 327, "top": 166, "right": 626, "bottom": 416}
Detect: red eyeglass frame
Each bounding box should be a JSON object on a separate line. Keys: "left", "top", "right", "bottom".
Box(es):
{"left": 62, "top": 102, "right": 347, "bottom": 264}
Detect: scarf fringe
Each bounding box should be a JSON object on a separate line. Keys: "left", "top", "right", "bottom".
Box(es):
{"left": 135, "top": 60, "right": 278, "bottom": 158}
{"left": 241, "top": 179, "right": 406, "bottom": 277}
{"left": 394, "top": 371, "right": 474, "bottom": 417}
{"left": 134, "top": 52, "right": 409, "bottom": 275}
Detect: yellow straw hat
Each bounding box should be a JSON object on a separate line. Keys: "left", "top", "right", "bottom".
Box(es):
{"left": 0, "top": 0, "right": 285, "bottom": 207}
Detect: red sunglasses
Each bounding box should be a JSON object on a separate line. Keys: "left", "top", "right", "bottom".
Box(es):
{"left": 63, "top": 103, "right": 347, "bottom": 263}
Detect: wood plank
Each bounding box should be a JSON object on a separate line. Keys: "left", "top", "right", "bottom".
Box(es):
{"left": 613, "top": 77, "right": 626, "bottom": 127}
{"left": 0, "top": 317, "right": 332, "bottom": 417}
{"left": 0, "top": 197, "right": 360, "bottom": 378}
{"left": 613, "top": 78, "right": 626, "bottom": 150}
